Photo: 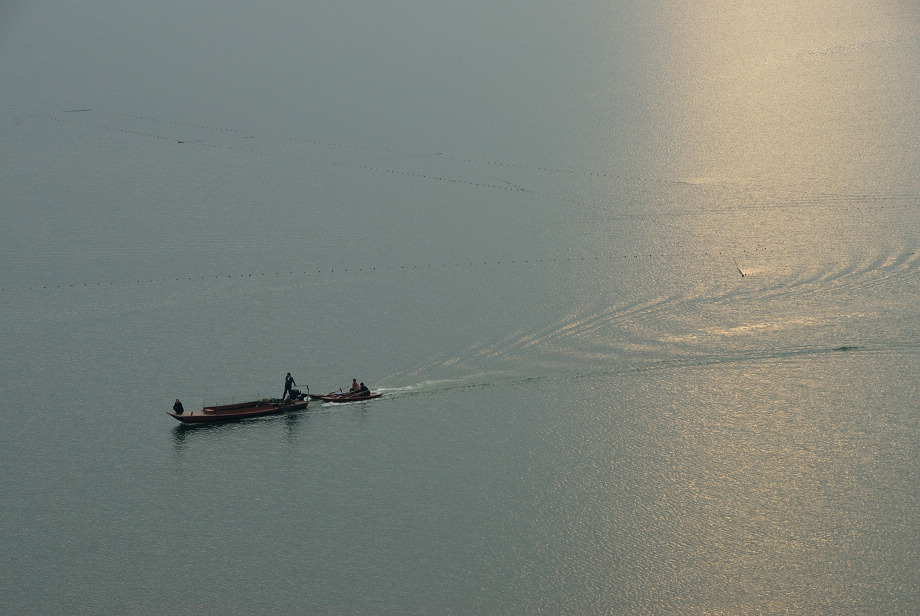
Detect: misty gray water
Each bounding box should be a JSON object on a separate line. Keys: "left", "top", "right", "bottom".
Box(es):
{"left": 2, "top": 2, "right": 920, "bottom": 614}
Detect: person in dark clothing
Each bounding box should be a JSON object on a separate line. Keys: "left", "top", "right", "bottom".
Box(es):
{"left": 283, "top": 373, "right": 296, "bottom": 400}
{"left": 173, "top": 399, "right": 184, "bottom": 415}
{"left": 358, "top": 383, "right": 371, "bottom": 396}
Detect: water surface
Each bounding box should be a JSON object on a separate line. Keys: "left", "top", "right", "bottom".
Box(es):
{"left": 2, "top": 1, "right": 919, "bottom": 614}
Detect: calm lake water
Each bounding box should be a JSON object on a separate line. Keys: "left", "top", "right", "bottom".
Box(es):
{"left": 2, "top": 2, "right": 920, "bottom": 614}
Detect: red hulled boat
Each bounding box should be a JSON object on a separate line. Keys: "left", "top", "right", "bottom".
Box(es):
{"left": 311, "top": 392, "right": 383, "bottom": 403}
{"left": 168, "top": 397, "right": 310, "bottom": 424}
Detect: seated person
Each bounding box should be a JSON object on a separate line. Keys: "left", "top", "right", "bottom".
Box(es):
{"left": 358, "top": 382, "right": 371, "bottom": 396}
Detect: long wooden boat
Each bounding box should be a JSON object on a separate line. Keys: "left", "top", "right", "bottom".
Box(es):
{"left": 168, "top": 397, "right": 310, "bottom": 424}
{"left": 311, "top": 392, "right": 383, "bottom": 403}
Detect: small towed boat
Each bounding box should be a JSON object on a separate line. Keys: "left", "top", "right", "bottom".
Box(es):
{"left": 168, "top": 397, "right": 310, "bottom": 424}
{"left": 311, "top": 392, "right": 383, "bottom": 403}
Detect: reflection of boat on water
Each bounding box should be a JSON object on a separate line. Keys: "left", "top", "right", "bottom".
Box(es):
{"left": 311, "top": 392, "right": 383, "bottom": 403}
{"left": 167, "top": 397, "right": 310, "bottom": 424}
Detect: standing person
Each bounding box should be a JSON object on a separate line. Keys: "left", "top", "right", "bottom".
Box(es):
{"left": 173, "top": 399, "right": 184, "bottom": 415}
{"left": 283, "top": 373, "right": 296, "bottom": 400}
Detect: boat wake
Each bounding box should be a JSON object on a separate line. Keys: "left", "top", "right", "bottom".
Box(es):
{"left": 374, "top": 371, "right": 533, "bottom": 399}
{"left": 373, "top": 239, "right": 920, "bottom": 393}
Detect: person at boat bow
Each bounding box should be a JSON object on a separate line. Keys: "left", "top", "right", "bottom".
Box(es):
{"left": 173, "top": 399, "right": 184, "bottom": 415}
